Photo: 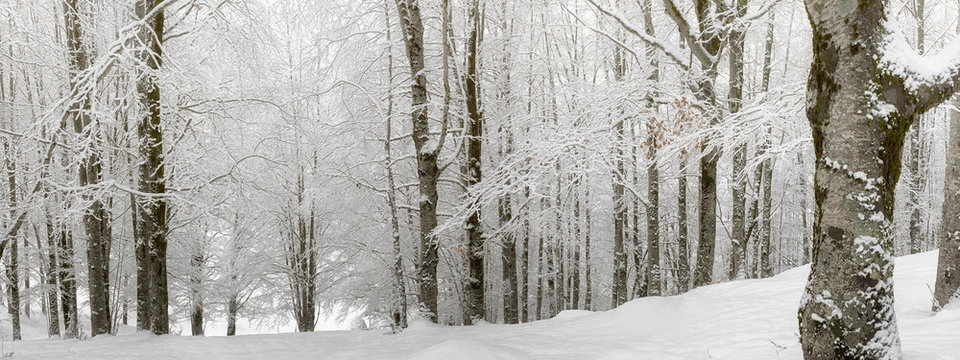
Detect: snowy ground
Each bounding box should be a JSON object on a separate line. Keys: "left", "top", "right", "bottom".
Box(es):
{"left": 5, "top": 251, "right": 958, "bottom": 359}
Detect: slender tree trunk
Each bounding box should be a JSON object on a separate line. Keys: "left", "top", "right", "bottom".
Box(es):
{"left": 631, "top": 122, "right": 645, "bottom": 299}
{"left": 908, "top": 0, "right": 926, "bottom": 255}
{"left": 384, "top": 4, "right": 409, "bottom": 329}
{"left": 571, "top": 182, "right": 581, "bottom": 308}
{"left": 520, "top": 188, "right": 530, "bottom": 321}
{"left": 757, "top": 14, "right": 776, "bottom": 278}
{"left": 58, "top": 230, "right": 79, "bottom": 339}
{"left": 536, "top": 215, "right": 544, "bottom": 319}
{"left": 645, "top": 127, "right": 661, "bottom": 296}
{"left": 3, "top": 119, "right": 22, "bottom": 343}
{"left": 583, "top": 188, "right": 592, "bottom": 309}
{"left": 610, "top": 29, "right": 629, "bottom": 306}
{"left": 677, "top": 156, "right": 690, "bottom": 293}
{"left": 43, "top": 216, "right": 60, "bottom": 337}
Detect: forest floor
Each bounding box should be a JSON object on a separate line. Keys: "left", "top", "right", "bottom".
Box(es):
{"left": 5, "top": 251, "right": 959, "bottom": 359}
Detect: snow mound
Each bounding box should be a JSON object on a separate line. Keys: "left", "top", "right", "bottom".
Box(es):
{"left": 551, "top": 310, "right": 593, "bottom": 320}
{"left": 405, "top": 339, "right": 532, "bottom": 360}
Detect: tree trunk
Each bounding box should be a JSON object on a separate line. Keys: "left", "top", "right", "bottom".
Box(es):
{"left": 686, "top": 0, "right": 723, "bottom": 288}
{"left": 132, "top": 0, "right": 169, "bottom": 336}
{"left": 58, "top": 230, "right": 79, "bottom": 339}
{"left": 908, "top": 0, "right": 926, "bottom": 255}
{"left": 631, "top": 121, "right": 645, "bottom": 299}
{"left": 934, "top": 91, "right": 960, "bottom": 309}
{"left": 463, "top": 0, "right": 485, "bottom": 325}
{"left": 934, "top": 5, "right": 960, "bottom": 309}
{"left": 797, "top": 0, "right": 960, "bottom": 355}
{"left": 645, "top": 128, "right": 661, "bottom": 296}
{"left": 758, "top": 14, "right": 776, "bottom": 278}
{"left": 583, "top": 188, "right": 592, "bottom": 309}
{"left": 536, "top": 213, "right": 544, "bottom": 319}
{"left": 63, "top": 0, "right": 112, "bottom": 337}
{"left": 383, "top": 4, "right": 409, "bottom": 329}
{"left": 393, "top": 0, "right": 441, "bottom": 322}
{"left": 610, "top": 31, "right": 629, "bottom": 306}
{"left": 3, "top": 142, "right": 22, "bottom": 342}
{"left": 43, "top": 216, "right": 60, "bottom": 337}
{"left": 226, "top": 295, "right": 238, "bottom": 336}
{"left": 190, "top": 251, "right": 204, "bottom": 336}
{"left": 571, "top": 183, "right": 581, "bottom": 308}
{"left": 677, "top": 157, "right": 690, "bottom": 293}
{"left": 520, "top": 188, "right": 530, "bottom": 320}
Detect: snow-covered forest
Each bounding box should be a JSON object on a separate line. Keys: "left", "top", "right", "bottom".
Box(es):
{"left": 1, "top": 0, "right": 960, "bottom": 358}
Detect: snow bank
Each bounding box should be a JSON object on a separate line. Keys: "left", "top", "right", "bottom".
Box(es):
{"left": 6, "top": 251, "right": 959, "bottom": 359}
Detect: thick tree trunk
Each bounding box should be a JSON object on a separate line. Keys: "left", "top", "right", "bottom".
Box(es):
{"left": 934, "top": 12, "right": 960, "bottom": 308}
{"left": 688, "top": 0, "right": 723, "bottom": 288}
{"left": 226, "top": 295, "right": 238, "bottom": 336}
{"left": 64, "top": 0, "right": 112, "bottom": 336}
{"left": 934, "top": 93, "right": 960, "bottom": 309}
{"left": 393, "top": 0, "right": 441, "bottom": 322}
{"left": 797, "top": 0, "right": 960, "bottom": 355}
{"left": 133, "top": 0, "right": 169, "bottom": 335}
{"left": 463, "top": 0, "right": 485, "bottom": 325}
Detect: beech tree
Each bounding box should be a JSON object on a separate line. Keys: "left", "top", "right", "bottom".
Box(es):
{"left": 797, "top": 0, "right": 960, "bottom": 358}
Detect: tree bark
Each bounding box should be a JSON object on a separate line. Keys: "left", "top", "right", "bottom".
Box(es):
{"left": 226, "top": 295, "right": 238, "bottom": 336}
{"left": 383, "top": 4, "right": 409, "bottom": 329}
{"left": 64, "top": 0, "right": 112, "bottom": 336}
{"left": 908, "top": 0, "right": 926, "bottom": 255}
{"left": 934, "top": 5, "right": 960, "bottom": 309}
{"left": 797, "top": 0, "right": 960, "bottom": 355}
{"left": 686, "top": 0, "right": 723, "bottom": 288}
{"left": 583, "top": 188, "right": 592, "bottom": 309}
{"left": 58, "top": 230, "right": 79, "bottom": 339}
{"left": 132, "top": 0, "right": 169, "bottom": 335}
{"left": 393, "top": 0, "right": 441, "bottom": 322}
{"left": 463, "top": 0, "right": 485, "bottom": 325}
{"left": 610, "top": 26, "right": 629, "bottom": 306}
{"left": 190, "top": 251, "right": 204, "bottom": 336}
{"left": 43, "top": 215, "right": 60, "bottom": 337}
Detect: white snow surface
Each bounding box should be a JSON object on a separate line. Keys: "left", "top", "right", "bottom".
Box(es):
{"left": 7, "top": 251, "right": 959, "bottom": 359}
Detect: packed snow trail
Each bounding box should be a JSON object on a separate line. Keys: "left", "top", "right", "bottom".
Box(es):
{"left": 7, "top": 251, "right": 958, "bottom": 359}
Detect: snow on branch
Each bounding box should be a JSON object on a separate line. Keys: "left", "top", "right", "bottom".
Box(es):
{"left": 583, "top": 0, "right": 691, "bottom": 70}
{"left": 879, "top": 14, "right": 960, "bottom": 114}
